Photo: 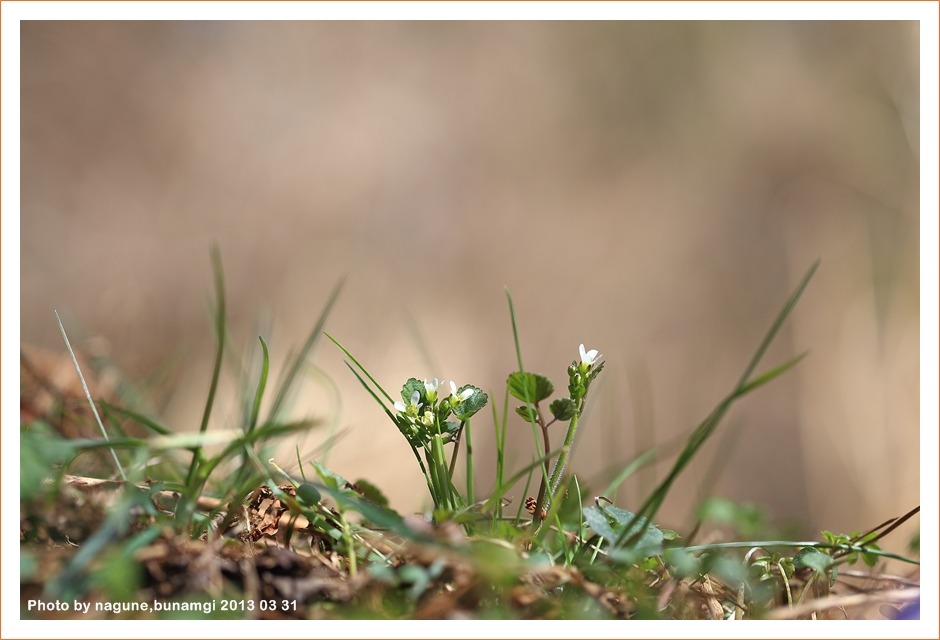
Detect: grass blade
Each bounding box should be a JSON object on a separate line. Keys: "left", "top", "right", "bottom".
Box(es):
{"left": 326, "top": 332, "right": 396, "bottom": 405}
{"left": 342, "top": 361, "right": 398, "bottom": 424}
{"left": 99, "top": 401, "right": 172, "bottom": 436}
{"left": 268, "top": 277, "right": 345, "bottom": 420}
{"left": 676, "top": 540, "right": 919, "bottom": 566}
{"left": 185, "top": 245, "right": 226, "bottom": 489}
{"left": 734, "top": 353, "right": 807, "bottom": 397}
{"left": 504, "top": 289, "right": 551, "bottom": 521}
{"left": 735, "top": 259, "right": 819, "bottom": 389}
{"left": 247, "top": 336, "right": 270, "bottom": 433}
{"left": 483, "top": 446, "right": 563, "bottom": 513}
{"left": 616, "top": 260, "right": 820, "bottom": 548}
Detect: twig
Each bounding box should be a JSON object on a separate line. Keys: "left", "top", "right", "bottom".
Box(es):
{"left": 765, "top": 587, "right": 919, "bottom": 620}
{"left": 54, "top": 310, "right": 126, "bottom": 481}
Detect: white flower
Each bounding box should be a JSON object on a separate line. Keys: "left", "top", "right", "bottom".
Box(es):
{"left": 579, "top": 344, "right": 600, "bottom": 367}
{"left": 423, "top": 377, "right": 442, "bottom": 402}
{"left": 449, "top": 380, "right": 474, "bottom": 404}
{"left": 394, "top": 390, "right": 423, "bottom": 418}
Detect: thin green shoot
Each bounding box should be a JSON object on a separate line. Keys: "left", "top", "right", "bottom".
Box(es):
{"left": 617, "top": 259, "right": 820, "bottom": 549}
{"left": 513, "top": 459, "right": 535, "bottom": 525}
{"left": 778, "top": 559, "right": 794, "bottom": 607}
{"left": 574, "top": 474, "right": 584, "bottom": 554}
{"left": 482, "top": 446, "right": 563, "bottom": 515}
{"left": 504, "top": 289, "right": 552, "bottom": 524}
{"left": 247, "top": 336, "right": 269, "bottom": 433}
{"left": 492, "top": 386, "right": 509, "bottom": 521}
{"left": 325, "top": 332, "right": 396, "bottom": 405}
{"left": 100, "top": 402, "right": 172, "bottom": 437}
{"left": 267, "top": 278, "right": 345, "bottom": 421}
{"left": 464, "top": 419, "right": 475, "bottom": 504}
{"left": 602, "top": 447, "right": 658, "bottom": 499}
{"left": 836, "top": 505, "right": 920, "bottom": 559}
{"left": 185, "top": 244, "right": 226, "bottom": 491}
{"left": 677, "top": 540, "right": 919, "bottom": 565}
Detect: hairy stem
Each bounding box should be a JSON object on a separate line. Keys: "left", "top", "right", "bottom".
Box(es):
{"left": 545, "top": 399, "right": 584, "bottom": 504}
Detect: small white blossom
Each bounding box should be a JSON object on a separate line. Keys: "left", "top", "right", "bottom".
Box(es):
{"left": 423, "top": 377, "right": 442, "bottom": 402}
{"left": 579, "top": 344, "right": 600, "bottom": 367}
{"left": 449, "top": 380, "right": 475, "bottom": 404}
{"left": 394, "top": 390, "right": 423, "bottom": 418}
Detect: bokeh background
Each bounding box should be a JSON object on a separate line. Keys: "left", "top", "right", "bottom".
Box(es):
{"left": 21, "top": 21, "right": 920, "bottom": 549}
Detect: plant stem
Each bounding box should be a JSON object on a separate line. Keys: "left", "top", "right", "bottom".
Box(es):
{"left": 531, "top": 422, "right": 552, "bottom": 522}
{"left": 492, "top": 394, "right": 507, "bottom": 521}
{"left": 338, "top": 508, "right": 357, "bottom": 577}
{"left": 464, "top": 420, "right": 474, "bottom": 504}
{"left": 448, "top": 421, "right": 466, "bottom": 478}
{"left": 545, "top": 400, "right": 584, "bottom": 503}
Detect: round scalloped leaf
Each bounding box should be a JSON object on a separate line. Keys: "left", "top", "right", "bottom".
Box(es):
{"left": 793, "top": 547, "right": 834, "bottom": 572}
{"left": 401, "top": 378, "right": 427, "bottom": 405}
{"left": 507, "top": 372, "right": 554, "bottom": 404}
{"left": 440, "top": 420, "right": 461, "bottom": 442}
{"left": 583, "top": 503, "right": 664, "bottom": 556}
{"left": 453, "top": 386, "right": 488, "bottom": 420}
{"left": 515, "top": 405, "right": 538, "bottom": 422}
{"left": 549, "top": 398, "right": 576, "bottom": 421}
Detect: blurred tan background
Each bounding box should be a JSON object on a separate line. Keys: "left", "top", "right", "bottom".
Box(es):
{"left": 21, "top": 22, "right": 919, "bottom": 546}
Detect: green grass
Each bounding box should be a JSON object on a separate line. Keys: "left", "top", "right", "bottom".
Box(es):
{"left": 19, "top": 252, "right": 920, "bottom": 621}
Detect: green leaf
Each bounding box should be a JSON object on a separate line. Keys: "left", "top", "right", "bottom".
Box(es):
{"left": 663, "top": 548, "right": 700, "bottom": 577}
{"left": 441, "top": 420, "right": 461, "bottom": 440}
{"left": 507, "top": 372, "right": 554, "bottom": 404}
{"left": 793, "top": 547, "right": 834, "bottom": 572}
{"left": 351, "top": 478, "right": 389, "bottom": 508}
{"left": 549, "top": 398, "right": 576, "bottom": 421}
{"left": 402, "top": 378, "right": 427, "bottom": 406}
{"left": 21, "top": 423, "right": 79, "bottom": 500}
{"left": 586, "top": 360, "right": 605, "bottom": 386}
{"left": 515, "top": 405, "right": 538, "bottom": 421}
{"left": 583, "top": 504, "right": 664, "bottom": 555}
{"left": 398, "top": 564, "right": 431, "bottom": 600}
{"left": 453, "top": 386, "right": 488, "bottom": 420}
{"left": 313, "top": 461, "right": 349, "bottom": 492}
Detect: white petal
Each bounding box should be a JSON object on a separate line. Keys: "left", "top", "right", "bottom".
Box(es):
{"left": 410, "top": 390, "right": 421, "bottom": 406}
{"left": 580, "top": 344, "right": 599, "bottom": 365}
{"left": 459, "top": 388, "right": 474, "bottom": 401}
{"left": 450, "top": 380, "right": 458, "bottom": 396}
{"left": 394, "top": 401, "right": 406, "bottom": 412}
